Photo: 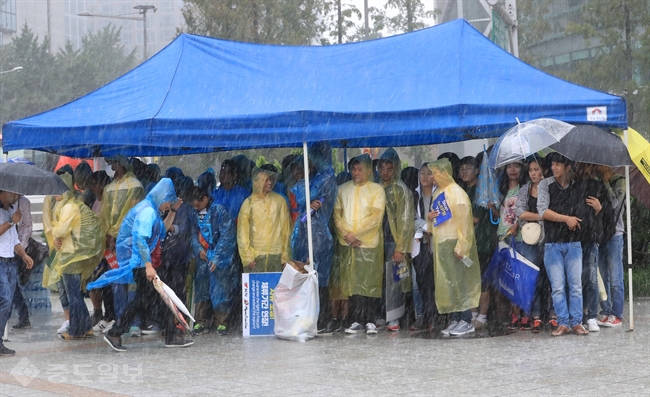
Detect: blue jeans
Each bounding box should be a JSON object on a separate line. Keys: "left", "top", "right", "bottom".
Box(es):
{"left": 12, "top": 281, "right": 29, "bottom": 323}
{"left": 544, "top": 242, "right": 583, "bottom": 328}
{"left": 57, "top": 279, "right": 69, "bottom": 310}
{"left": 0, "top": 258, "right": 18, "bottom": 344}
{"left": 581, "top": 242, "right": 599, "bottom": 321}
{"left": 599, "top": 235, "right": 624, "bottom": 319}
{"left": 411, "top": 264, "right": 424, "bottom": 317}
{"left": 62, "top": 273, "right": 91, "bottom": 336}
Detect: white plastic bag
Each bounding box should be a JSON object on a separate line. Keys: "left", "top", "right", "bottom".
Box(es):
{"left": 273, "top": 264, "right": 319, "bottom": 342}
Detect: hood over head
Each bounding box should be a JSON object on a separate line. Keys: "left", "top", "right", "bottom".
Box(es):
{"left": 378, "top": 147, "right": 402, "bottom": 184}
{"left": 428, "top": 159, "right": 455, "bottom": 190}
{"left": 147, "top": 177, "right": 178, "bottom": 208}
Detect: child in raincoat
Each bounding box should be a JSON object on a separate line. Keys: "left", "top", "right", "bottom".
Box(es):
{"left": 190, "top": 186, "right": 236, "bottom": 335}
{"left": 334, "top": 154, "right": 386, "bottom": 334}
{"left": 237, "top": 168, "right": 291, "bottom": 273}
{"left": 427, "top": 159, "right": 481, "bottom": 337}
{"left": 47, "top": 173, "right": 104, "bottom": 339}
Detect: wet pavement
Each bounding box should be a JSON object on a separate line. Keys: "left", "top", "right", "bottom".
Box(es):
{"left": 1, "top": 295, "right": 649, "bottom": 396}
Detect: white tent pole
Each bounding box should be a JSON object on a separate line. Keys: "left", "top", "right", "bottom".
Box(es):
{"left": 303, "top": 142, "right": 315, "bottom": 268}
{"left": 624, "top": 129, "right": 633, "bottom": 331}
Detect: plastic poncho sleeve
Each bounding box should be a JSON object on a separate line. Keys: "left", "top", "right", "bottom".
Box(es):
{"left": 237, "top": 198, "right": 256, "bottom": 266}
{"left": 42, "top": 196, "right": 56, "bottom": 249}
{"left": 279, "top": 198, "right": 292, "bottom": 263}
{"left": 52, "top": 202, "right": 78, "bottom": 253}
{"left": 385, "top": 181, "right": 415, "bottom": 254}
{"left": 99, "top": 173, "right": 144, "bottom": 237}
{"left": 451, "top": 197, "right": 473, "bottom": 258}
{"left": 131, "top": 206, "right": 156, "bottom": 267}
{"left": 207, "top": 204, "right": 236, "bottom": 270}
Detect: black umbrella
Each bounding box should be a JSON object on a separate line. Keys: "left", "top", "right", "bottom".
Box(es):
{"left": 0, "top": 162, "right": 69, "bottom": 195}
{"left": 548, "top": 125, "right": 633, "bottom": 167}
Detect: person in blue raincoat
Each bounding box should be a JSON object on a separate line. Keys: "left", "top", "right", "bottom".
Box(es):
{"left": 189, "top": 186, "right": 236, "bottom": 335}
{"left": 289, "top": 142, "right": 338, "bottom": 334}
{"left": 211, "top": 160, "right": 250, "bottom": 222}
{"left": 90, "top": 178, "right": 192, "bottom": 351}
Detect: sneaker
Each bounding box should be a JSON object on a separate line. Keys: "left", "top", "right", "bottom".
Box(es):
{"left": 472, "top": 319, "right": 486, "bottom": 330}
{"left": 193, "top": 323, "right": 207, "bottom": 335}
{"left": 129, "top": 326, "right": 141, "bottom": 337}
{"left": 547, "top": 318, "right": 559, "bottom": 331}
{"left": 366, "top": 323, "right": 378, "bottom": 334}
{"left": 103, "top": 334, "right": 126, "bottom": 352}
{"left": 60, "top": 331, "right": 91, "bottom": 340}
{"left": 11, "top": 320, "right": 30, "bottom": 330}
{"left": 519, "top": 317, "right": 532, "bottom": 330}
{"left": 344, "top": 322, "right": 364, "bottom": 334}
{"left": 586, "top": 318, "right": 600, "bottom": 332}
{"left": 440, "top": 320, "right": 459, "bottom": 337}
{"left": 410, "top": 315, "right": 425, "bottom": 331}
{"left": 449, "top": 320, "right": 475, "bottom": 337}
{"left": 531, "top": 319, "right": 543, "bottom": 333}
{"left": 330, "top": 318, "right": 341, "bottom": 333}
{"left": 57, "top": 320, "right": 70, "bottom": 334}
{"left": 216, "top": 325, "right": 229, "bottom": 336}
{"left": 0, "top": 345, "right": 16, "bottom": 356}
{"left": 596, "top": 314, "right": 609, "bottom": 326}
{"left": 93, "top": 320, "right": 109, "bottom": 333}
{"left": 102, "top": 320, "right": 115, "bottom": 334}
{"left": 165, "top": 335, "right": 194, "bottom": 348}
{"left": 508, "top": 314, "right": 520, "bottom": 330}
{"left": 602, "top": 315, "right": 623, "bottom": 328}
{"left": 386, "top": 320, "right": 400, "bottom": 332}
{"left": 141, "top": 325, "right": 161, "bottom": 335}
{"left": 91, "top": 311, "right": 103, "bottom": 326}
{"left": 317, "top": 319, "right": 337, "bottom": 336}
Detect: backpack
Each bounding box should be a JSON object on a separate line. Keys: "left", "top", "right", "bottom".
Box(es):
{"left": 599, "top": 175, "right": 625, "bottom": 245}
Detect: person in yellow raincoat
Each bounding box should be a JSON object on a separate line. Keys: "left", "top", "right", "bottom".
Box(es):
{"left": 335, "top": 154, "right": 386, "bottom": 334}
{"left": 378, "top": 148, "right": 414, "bottom": 332}
{"left": 427, "top": 159, "right": 481, "bottom": 337}
{"left": 99, "top": 155, "right": 144, "bottom": 326}
{"left": 237, "top": 168, "right": 291, "bottom": 273}
{"left": 47, "top": 173, "right": 104, "bottom": 339}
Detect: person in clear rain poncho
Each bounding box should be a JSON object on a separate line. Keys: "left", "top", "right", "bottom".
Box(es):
{"left": 237, "top": 168, "right": 291, "bottom": 273}
{"left": 46, "top": 173, "right": 104, "bottom": 340}
{"left": 427, "top": 159, "right": 481, "bottom": 337}
{"left": 190, "top": 186, "right": 236, "bottom": 335}
{"left": 90, "top": 178, "right": 191, "bottom": 351}
{"left": 290, "top": 142, "right": 338, "bottom": 334}
{"left": 335, "top": 154, "right": 386, "bottom": 334}
{"left": 378, "top": 148, "right": 414, "bottom": 332}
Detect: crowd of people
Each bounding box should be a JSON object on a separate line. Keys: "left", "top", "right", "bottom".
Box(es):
{"left": 0, "top": 142, "right": 626, "bottom": 355}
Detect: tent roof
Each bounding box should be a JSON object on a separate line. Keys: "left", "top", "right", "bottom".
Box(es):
{"left": 3, "top": 19, "right": 627, "bottom": 158}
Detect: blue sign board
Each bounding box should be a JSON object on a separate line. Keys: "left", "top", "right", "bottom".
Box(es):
{"left": 242, "top": 272, "right": 282, "bottom": 337}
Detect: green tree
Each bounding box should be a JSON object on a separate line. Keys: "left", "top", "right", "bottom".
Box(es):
{"left": 348, "top": 6, "right": 387, "bottom": 42}
{"left": 516, "top": 0, "right": 552, "bottom": 66}
{"left": 321, "top": 0, "right": 362, "bottom": 44}
{"left": 384, "top": 0, "right": 431, "bottom": 34}
{"left": 180, "top": 0, "right": 325, "bottom": 45}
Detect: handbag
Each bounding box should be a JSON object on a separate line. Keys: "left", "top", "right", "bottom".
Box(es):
{"left": 522, "top": 222, "right": 543, "bottom": 245}
{"left": 19, "top": 237, "right": 49, "bottom": 285}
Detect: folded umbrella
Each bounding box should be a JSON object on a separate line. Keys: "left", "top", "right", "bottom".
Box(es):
{"left": 152, "top": 275, "right": 195, "bottom": 332}
{"left": 0, "top": 162, "right": 69, "bottom": 195}
{"left": 548, "top": 125, "right": 633, "bottom": 167}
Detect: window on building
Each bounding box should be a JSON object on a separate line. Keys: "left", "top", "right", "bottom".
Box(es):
{"left": 0, "top": 0, "right": 17, "bottom": 34}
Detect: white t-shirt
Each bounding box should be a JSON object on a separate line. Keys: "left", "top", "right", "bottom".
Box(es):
{"left": 0, "top": 206, "right": 20, "bottom": 258}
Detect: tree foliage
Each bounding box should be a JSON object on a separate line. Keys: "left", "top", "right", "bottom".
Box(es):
{"left": 180, "top": 0, "right": 325, "bottom": 45}
{"left": 320, "top": 1, "right": 362, "bottom": 44}
{"left": 384, "top": 0, "right": 431, "bottom": 34}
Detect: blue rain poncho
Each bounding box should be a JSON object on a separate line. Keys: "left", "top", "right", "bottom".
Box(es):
{"left": 211, "top": 184, "right": 249, "bottom": 222}
{"left": 87, "top": 178, "right": 177, "bottom": 289}
{"left": 290, "top": 142, "right": 338, "bottom": 286}
{"left": 191, "top": 201, "right": 237, "bottom": 309}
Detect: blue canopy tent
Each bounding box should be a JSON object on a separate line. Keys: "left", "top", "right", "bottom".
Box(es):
{"left": 3, "top": 19, "right": 626, "bottom": 158}
{"left": 3, "top": 19, "right": 634, "bottom": 329}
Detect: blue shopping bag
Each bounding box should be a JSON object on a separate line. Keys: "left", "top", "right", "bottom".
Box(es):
{"left": 483, "top": 240, "right": 540, "bottom": 314}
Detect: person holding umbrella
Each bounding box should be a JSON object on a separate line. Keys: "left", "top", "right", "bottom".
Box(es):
{"left": 0, "top": 190, "right": 34, "bottom": 355}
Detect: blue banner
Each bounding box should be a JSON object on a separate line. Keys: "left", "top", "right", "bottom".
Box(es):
{"left": 432, "top": 192, "right": 452, "bottom": 227}
{"left": 242, "top": 272, "right": 282, "bottom": 337}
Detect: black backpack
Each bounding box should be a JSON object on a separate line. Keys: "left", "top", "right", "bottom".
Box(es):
{"left": 599, "top": 175, "right": 625, "bottom": 245}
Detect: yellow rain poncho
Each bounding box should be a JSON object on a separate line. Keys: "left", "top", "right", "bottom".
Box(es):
{"left": 99, "top": 171, "right": 144, "bottom": 238}
{"left": 379, "top": 148, "right": 414, "bottom": 293}
{"left": 44, "top": 174, "right": 105, "bottom": 289}
{"left": 334, "top": 154, "right": 386, "bottom": 298}
{"left": 42, "top": 195, "right": 58, "bottom": 249}
{"left": 237, "top": 168, "right": 291, "bottom": 273}
{"left": 427, "top": 159, "right": 481, "bottom": 314}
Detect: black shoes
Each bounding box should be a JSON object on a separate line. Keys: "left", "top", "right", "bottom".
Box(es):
{"left": 103, "top": 334, "right": 127, "bottom": 352}
{"left": 0, "top": 345, "right": 16, "bottom": 356}
{"left": 11, "top": 320, "right": 30, "bottom": 330}
{"left": 165, "top": 334, "right": 194, "bottom": 348}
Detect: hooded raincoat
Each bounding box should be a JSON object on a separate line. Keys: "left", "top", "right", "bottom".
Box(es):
{"left": 237, "top": 168, "right": 291, "bottom": 273}
{"left": 44, "top": 174, "right": 104, "bottom": 289}
{"left": 290, "top": 143, "right": 338, "bottom": 286}
{"left": 427, "top": 159, "right": 481, "bottom": 314}
{"left": 334, "top": 154, "right": 386, "bottom": 299}
{"left": 87, "top": 178, "right": 177, "bottom": 289}
{"left": 379, "top": 148, "right": 414, "bottom": 293}
{"left": 191, "top": 200, "right": 237, "bottom": 309}
{"left": 99, "top": 171, "right": 144, "bottom": 238}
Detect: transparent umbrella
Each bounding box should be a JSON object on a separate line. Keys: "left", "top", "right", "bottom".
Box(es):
{"left": 488, "top": 118, "right": 575, "bottom": 169}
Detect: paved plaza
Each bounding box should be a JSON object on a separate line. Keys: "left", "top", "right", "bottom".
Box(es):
{"left": 1, "top": 296, "right": 649, "bottom": 396}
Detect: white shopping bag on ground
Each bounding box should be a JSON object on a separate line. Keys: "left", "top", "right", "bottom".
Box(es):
{"left": 273, "top": 264, "right": 319, "bottom": 342}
